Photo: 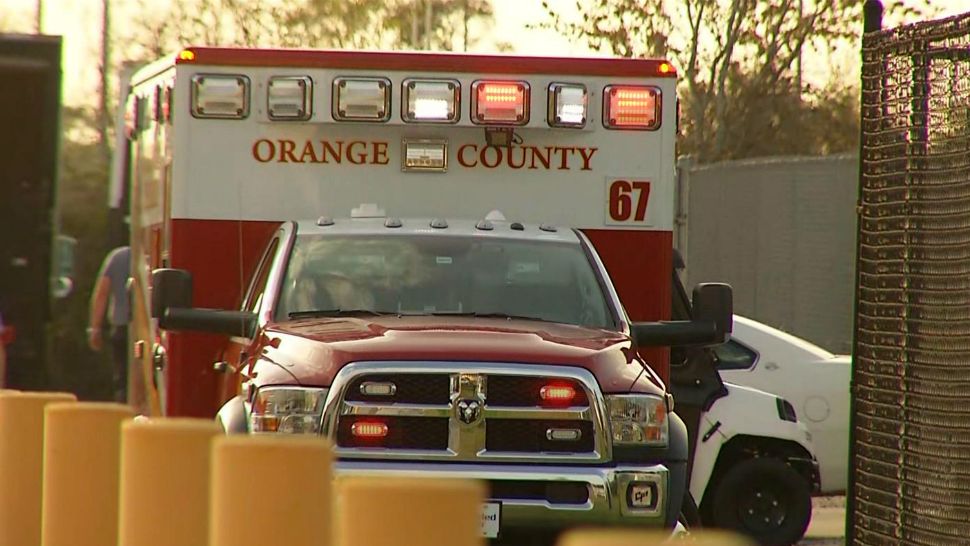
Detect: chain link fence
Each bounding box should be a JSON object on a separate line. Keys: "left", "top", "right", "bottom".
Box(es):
{"left": 850, "top": 8, "right": 970, "bottom": 545}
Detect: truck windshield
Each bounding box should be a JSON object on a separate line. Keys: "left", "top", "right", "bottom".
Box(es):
{"left": 275, "top": 234, "right": 615, "bottom": 329}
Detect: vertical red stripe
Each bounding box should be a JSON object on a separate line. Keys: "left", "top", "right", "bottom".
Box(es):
{"left": 582, "top": 229, "right": 672, "bottom": 384}
{"left": 165, "top": 219, "right": 279, "bottom": 417}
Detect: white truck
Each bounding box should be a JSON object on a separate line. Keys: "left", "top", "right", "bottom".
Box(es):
{"left": 119, "top": 46, "right": 816, "bottom": 544}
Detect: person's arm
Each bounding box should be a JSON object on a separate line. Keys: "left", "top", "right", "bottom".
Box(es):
{"left": 87, "top": 275, "right": 111, "bottom": 351}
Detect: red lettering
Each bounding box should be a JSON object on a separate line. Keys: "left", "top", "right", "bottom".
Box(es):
{"left": 633, "top": 181, "right": 651, "bottom": 221}
{"left": 373, "top": 142, "right": 389, "bottom": 165}
{"left": 555, "top": 147, "right": 575, "bottom": 170}
{"left": 507, "top": 146, "right": 526, "bottom": 169}
{"left": 347, "top": 141, "right": 367, "bottom": 164}
{"left": 457, "top": 144, "right": 478, "bottom": 167}
{"left": 529, "top": 147, "right": 551, "bottom": 170}
{"left": 278, "top": 139, "right": 298, "bottom": 163}
{"left": 578, "top": 147, "right": 598, "bottom": 171}
{"left": 480, "top": 146, "right": 502, "bottom": 168}
{"left": 252, "top": 139, "right": 274, "bottom": 163}
{"left": 321, "top": 140, "right": 343, "bottom": 163}
{"left": 299, "top": 141, "right": 319, "bottom": 163}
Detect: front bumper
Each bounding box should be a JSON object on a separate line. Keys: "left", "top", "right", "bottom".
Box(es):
{"left": 333, "top": 460, "right": 670, "bottom": 531}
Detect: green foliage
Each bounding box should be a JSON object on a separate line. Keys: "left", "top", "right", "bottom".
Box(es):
{"left": 117, "top": 0, "right": 497, "bottom": 60}
{"left": 49, "top": 106, "right": 114, "bottom": 400}
{"left": 539, "top": 0, "right": 936, "bottom": 163}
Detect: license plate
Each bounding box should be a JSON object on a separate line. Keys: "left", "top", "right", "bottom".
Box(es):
{"left": 480, "top": 501, "right": 501, "bottom": 539}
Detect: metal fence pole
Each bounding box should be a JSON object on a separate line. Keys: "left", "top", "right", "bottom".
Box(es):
{"left": 847, "top": 1, "right": 884, "bottom": 544}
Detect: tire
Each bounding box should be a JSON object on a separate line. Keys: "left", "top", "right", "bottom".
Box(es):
{"left": 708, "top": 457, "right": 811, "bottom": 546}
{"left": 680, "top": 491, "right": 702, "bottom": 529}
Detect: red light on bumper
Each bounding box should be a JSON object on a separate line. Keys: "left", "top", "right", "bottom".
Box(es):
{"left": 540, "top": 384, "right": 576, "bottom": 404}
{"left": 351, "top": 421, "right": 388, "bottom": 438}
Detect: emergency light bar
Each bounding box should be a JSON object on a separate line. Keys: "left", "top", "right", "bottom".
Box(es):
{"left": 471, "top": 80, "right": 529, "bottom": 125}
{"left": 267, "top": 76, "right": 312, "bottom": 120}
{"left": 333, "top": 77, "right": 391, "bottom": 121}
{"left": 603, "top": 85, "right": 660, "bottom": 130}
{"left": 548, "top": 83, "right": 588, "bottom": 128}
{"left": 403, "top": 79, "right": 460, "bottom": 123}
{"left": 191, "top": 74, "right": 249, "bottom": 119}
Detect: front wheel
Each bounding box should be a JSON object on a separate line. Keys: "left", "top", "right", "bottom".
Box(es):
{"left": 707, "top": 457, "right": 811, "bottom": 546}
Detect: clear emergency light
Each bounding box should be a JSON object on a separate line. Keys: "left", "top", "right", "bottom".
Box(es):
{"left": 333, "top": 77, "right": 391, "bottom": 122}
{"left": 471, "top": 80, "right": 530, "bottom": 125}
{"left": 190, "top": 74, "right": 250, "bottom": 119}
{"left": 548, "top": 83, "right": 588, "bottom": 128}
{"left": 402, "top": 79, "right": 460, "bottom": 123}
{"left": 603, "top": 85, "right": 660, "bottom": 130}
{"left": 267, "top": 76, "right": 312, "bottom": 120}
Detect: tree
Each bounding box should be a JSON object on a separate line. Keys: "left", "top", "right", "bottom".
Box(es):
{"left": 540, "top": 0, "right": 935, "bottom": 162}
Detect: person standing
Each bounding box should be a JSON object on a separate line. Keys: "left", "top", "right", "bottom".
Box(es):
{"left": 87, "top": 246, "right": 131, "bottom": 403}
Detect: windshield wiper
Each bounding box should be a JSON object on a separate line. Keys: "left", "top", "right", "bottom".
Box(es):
{"left": 288, "top": 309, "right": 388, "bottom": 319}
{"left": 429, "top": 311, "right": 546, "bottom": 322}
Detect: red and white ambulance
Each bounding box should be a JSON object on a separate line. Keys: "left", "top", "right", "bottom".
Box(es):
{"left": 119, "top": 46, "right": 754, "bottom": 540}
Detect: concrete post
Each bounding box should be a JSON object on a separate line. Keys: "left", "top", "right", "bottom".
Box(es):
{"left": 0, "top": 391, "right": 77, "bottom": 546}
{"left": 117, "top": 418, "right": 221, "bottom": 546}
{"left": 210, "top": 435, "right": 333, "bottom": 546}
{"left": 336, "top": 476, "right": 485, "bottom": 546}
{"left": 41, "top": 402, "right": 134, "bottom": 546}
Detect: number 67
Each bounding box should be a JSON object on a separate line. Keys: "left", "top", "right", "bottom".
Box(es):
{"left": 608, "top": 180, "right": 651, "bottom": 222}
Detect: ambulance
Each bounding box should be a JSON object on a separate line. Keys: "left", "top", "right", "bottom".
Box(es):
{"left": 119, "top": 46, "right": 814, "bottom": 543}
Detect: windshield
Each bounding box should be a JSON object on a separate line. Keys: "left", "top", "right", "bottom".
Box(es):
{"left": 274, "top": 234, "right": 615, "bottom": 329}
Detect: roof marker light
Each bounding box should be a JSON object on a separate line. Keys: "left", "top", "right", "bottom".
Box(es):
{"left": 603, "top": 85, "right": 660, "bottom": 130}
{"left": 178, "top": 49, "right": 196, "bottom": 62}
{"left": 548, "top": 83, "right": 587, "bottom": 128}
{"left": 659, "top": 62, "right": 673, "bottom": 75}
{"left": 403, "top": 79, "right": 460, "bottom": 123}
{"left": 472, "top": 80, "right": 530, "bottom": 126}
{"left": 351, "top": 421, "right": 388, "bottom": 438}
{"left": 333, "top": 77, "right": 391, "bottom": 122}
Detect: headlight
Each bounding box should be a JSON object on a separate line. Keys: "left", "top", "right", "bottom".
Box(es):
{"left": 606, "top": 394, "right": 668, "bottom": 447}
{"left": 249, "top": 386, "right": 328, "bottom": 434}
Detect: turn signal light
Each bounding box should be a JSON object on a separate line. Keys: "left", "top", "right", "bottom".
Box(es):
{"left": 540, "top": 384, "right": 576, "bottom": 404}
{"left": 351, "top": 421, "right": 388, "bottom": 438}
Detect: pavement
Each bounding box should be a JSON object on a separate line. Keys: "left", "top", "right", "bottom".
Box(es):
{"left": 798, "top": 497, "right": 845, "bottom": 546}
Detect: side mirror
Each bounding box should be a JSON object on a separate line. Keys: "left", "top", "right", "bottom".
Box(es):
{"left": 691, "top": 283, "right": 733, "bottom": 343}
{"left": 151, "top": 268, "right": 194, "bottom": 320}
{"left": 631, "top": 283, "right": 733, "bottom": 348}
{"left": 152, "top": 268, "right": 256, "bottom": 338}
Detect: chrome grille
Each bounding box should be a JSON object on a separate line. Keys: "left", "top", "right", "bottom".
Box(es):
{"left": 322, "top": 362, "right": 611, "bottom": 464}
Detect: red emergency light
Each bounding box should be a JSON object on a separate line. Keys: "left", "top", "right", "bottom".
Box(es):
{"left": 603, "top": 85, "right": 660, "bottom": 130}
{"left": 539, "top": 384, "right": 577, "bottom": 405}
{"left": 472, "top": 80, "right": 530, "bottom": 125}
{"left": 351, "top": 421, "right": 388, "bottom": 439}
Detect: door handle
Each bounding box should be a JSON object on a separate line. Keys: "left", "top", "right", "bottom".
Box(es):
{"left": 764, "top": 362, "right": 779, "bottom": 371}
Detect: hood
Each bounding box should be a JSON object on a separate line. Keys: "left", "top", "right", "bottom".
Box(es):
{"left": 253, "top": 315, "right": 657, "bottom": 393}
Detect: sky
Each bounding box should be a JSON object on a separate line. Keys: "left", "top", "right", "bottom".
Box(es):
{"left": 1, "top": 0, "right": 969, "bottom": 106}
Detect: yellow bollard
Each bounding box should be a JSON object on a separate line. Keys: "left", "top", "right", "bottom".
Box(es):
{"left": 0, "top": 391, "right": 77, "bottom": 546}
{"left": 557, "top": 528, "right": 756, "bottom": 546}
{"left": 41, "top": 402, "right": 134, "bottom": 546}
{"left": 336, "top": 476, "right": 486, "bottom": 546}
{"left": 117, "top": 417, "right": 221, "bottom": 546}
{"left": 210, "top": 435, "right": 333, "bottom": 546}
